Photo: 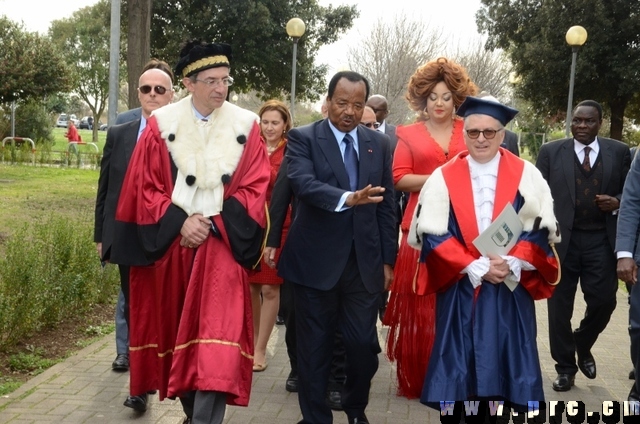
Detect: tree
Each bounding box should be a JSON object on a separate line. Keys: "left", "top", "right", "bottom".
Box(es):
{"left": 0, "top": 17, "right": 71, "bottom": 103}
{"left": 477, "top": 0, "right": 640, "bottom": 141}
{"left": 347, "top": 15, "right": 444, "bottom": 125}
{"left": 49, "top": 0, "right": 113, "bottom": 142}
{"left": 126, "top": 0, "right": 152, "bottom": 109}
{"left": 449, "top": 39, "right": 511, "bottom": 102}
{"left": 147, "top": 0, "right": 358, "bottom": 102}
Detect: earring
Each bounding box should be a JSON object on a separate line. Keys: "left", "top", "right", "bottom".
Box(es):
{"left": 423, "top": 106, "right": 430, "bottom": 120}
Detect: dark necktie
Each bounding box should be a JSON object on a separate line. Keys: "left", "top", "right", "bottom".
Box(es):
{"left": 582, "top": 146, "right": 591, "bottom": 172}
{"left": 342, "top": 133, "right": 359, "bottom": 191}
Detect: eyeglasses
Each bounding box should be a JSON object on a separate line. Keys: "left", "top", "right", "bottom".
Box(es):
{"left": 361, "top": 122, "right": 380, "bottom": 129}
{"left": 194, "top": 77, "right": 234, "bottom": 87}
{"left": 466, "top": 128, "right": 504, "bottom": 139}
{"left": 139, "top": 85, "right": 168, "bottom": 95}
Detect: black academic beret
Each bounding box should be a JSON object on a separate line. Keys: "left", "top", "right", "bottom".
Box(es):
{"left": 456, "top": 96, "right": 518, "bottom": 126}
{"left": 174, "top": 40, "right": 232, "bottom": 79}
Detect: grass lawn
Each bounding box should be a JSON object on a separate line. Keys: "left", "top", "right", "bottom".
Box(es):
{"left": 50, "top": 127, "right": 107, "bottom": 153}
{"left": 0, "top": 164, "right": 99, "bottom": 241}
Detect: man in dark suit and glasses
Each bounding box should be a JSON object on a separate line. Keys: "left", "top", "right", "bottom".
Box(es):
{"left": 94, "top": 62, "right": 174, "bottom": 412}
{"left": 536, "top": 99, "right": 630, "bottom": 392}
{"left": 278, "top": 71, "right": 397, "bottom": 424}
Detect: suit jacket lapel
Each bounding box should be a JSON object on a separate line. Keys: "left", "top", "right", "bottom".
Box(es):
{"left": 123, "top": 119, "right": 141, "bottom": 163}
{"left": 316, "top": 120, "right": 351, "bottom": 191}
{"left": 357, "top": 127, "right": 373, "bottom": 190}
{"left": 600, "top": 138, "right": 613, "bottom": 191}
{"left": 561, "top": 139, "right": 576, "bottom": 205}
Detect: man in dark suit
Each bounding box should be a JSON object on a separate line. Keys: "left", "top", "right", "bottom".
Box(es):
{"left": 101, "top": 59, "right": 175, "bottom": 377}
{"left": 366, "top": 95, "right": 402, "bottom": 321}
{"left": 616, "top": 147, "right": 640, "bottom": 402}
{"left": 264, "top": 159, "right": 346, "bottom": 411}
{"left": 502, "top": 129, "right": 520, "bottom": 156}
{"left": 278, "top": 71, "right": 397, "bottom": 424}
{"left": 536, "top": 99, "right": 630, "bottom": 392}
{"left": 115, "top": 107, "right": 141, "bottom": 125}
{"left": 94, "top": 64, "right": 174, "bottom": 412}
{"left": 366, "top": 94, "right": 397, "bottom": 151}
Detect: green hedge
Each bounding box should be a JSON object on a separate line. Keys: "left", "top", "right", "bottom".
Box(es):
{"left": 0, "top": 214, "right": 119, "bottom": 349}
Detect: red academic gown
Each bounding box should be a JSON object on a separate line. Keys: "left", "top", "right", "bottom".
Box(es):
{"left": 413, "top": 150, "right": 559, "bottom": 409}
{"left": 115, "top": 115, "right": 269, "bottom": 406}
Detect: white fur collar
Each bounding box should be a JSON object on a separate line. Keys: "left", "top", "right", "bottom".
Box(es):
{"left": 409, "top": 159, "right": 560, "bottom": 250}
{"left": 152, "top": 96, "right": 259, "bottom": 190}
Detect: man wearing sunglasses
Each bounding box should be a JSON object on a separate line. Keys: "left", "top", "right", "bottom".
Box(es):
{"left": 410, "top": 96, "right": 560, "bottom": 417}
{"left": 113, "top": 40, "right": 269, "bottom": 424}
{"left": 101, "top": 59, "right": 175, "bottom": 388}
{"left": 94, "top": 60, "right": 174, "bottom": 413}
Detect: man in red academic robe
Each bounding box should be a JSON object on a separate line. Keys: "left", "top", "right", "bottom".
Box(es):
{"left": 114, "top": 40, "right": 269, "bottom": 424}
{"left": 409, "top": 96, "right": 560, "bottom": 417}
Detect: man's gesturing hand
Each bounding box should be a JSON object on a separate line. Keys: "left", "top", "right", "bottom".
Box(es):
{"left": 345, "top": 184, "right": 385, "bottom": 207}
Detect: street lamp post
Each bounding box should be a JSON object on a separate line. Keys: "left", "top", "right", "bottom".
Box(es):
{"left": 564, "top": 25, "right": 588, "bottom": 137}
{"left": 286, "top": 18, "right": 306, "bottom": 122}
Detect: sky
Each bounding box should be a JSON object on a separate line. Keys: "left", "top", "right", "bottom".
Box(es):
{"left": 1, "top": 0, "right": 484, "bottom": 73}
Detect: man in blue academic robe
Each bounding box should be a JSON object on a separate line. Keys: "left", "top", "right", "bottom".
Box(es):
{"left": 409, "top": 97, "right": 560, "bottom": 413}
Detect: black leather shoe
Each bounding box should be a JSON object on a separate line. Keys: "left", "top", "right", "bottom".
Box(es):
{"left": 112, "top": 354, "right": 129, "bottom": 372}
{"left": 631, "top": 369, "right": 636, "bottom": 380}
{"left": 349, "top": 414, "right": 369, "bottom": 424}
{"left": 123, "top": 393, "right": 148, "bottom": 412}
{"left": 552, "top": 373, "right": 575, "bottom": 391}
{"left": 577, "top": 350, "right": 596, "bottom": 379}
{"left": 326, "top": 390, "right": 343, "bottom": 411}
{"left": 285, "top": 370, "right": 298, "bottom": 392}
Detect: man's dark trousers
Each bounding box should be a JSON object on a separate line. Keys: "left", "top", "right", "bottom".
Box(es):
{"left": 294, "top": 247, "right": 380, "bottom": 423}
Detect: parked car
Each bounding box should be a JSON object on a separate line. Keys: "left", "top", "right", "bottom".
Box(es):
{"left": 78, "top": 116, "right": 94, "bottom": 130}
{"left": 99, "top": 123, "right": 108, "bottom": 131}
{"left": 56, "top": 113, "right": 69, "bottom": 128}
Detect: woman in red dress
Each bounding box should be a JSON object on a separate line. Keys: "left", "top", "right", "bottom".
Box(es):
{"left": 384, "top": 57, "right": 477, "bottom": 398}
{"left": 249, "top": 99, "right": 292, "bottom": 371}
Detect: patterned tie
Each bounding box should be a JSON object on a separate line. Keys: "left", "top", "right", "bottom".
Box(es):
{"left": 342, "top": 133, "right": 359, "bottom": 191}
{"left": 582, "top": 146, "right": 591, "bottom": 172}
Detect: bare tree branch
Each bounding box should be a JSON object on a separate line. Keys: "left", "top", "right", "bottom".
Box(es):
{"left": 347, "top": 15, "right": 444, "bottom": 124}
{"left": 448, "top": 38, "right": 512, "bottom": 102}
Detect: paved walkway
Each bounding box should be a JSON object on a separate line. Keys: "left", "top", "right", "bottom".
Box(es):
{"left": 0, "top": 287, "right": 633, "bottom": 423}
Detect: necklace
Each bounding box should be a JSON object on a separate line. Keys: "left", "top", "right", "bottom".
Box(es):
{"left": 266, "top": 138, "right": 285, "bottom": 154}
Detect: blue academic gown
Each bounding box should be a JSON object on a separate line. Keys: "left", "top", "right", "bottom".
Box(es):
{"left": 411, "top": 150, "right": 559, "bottom": 410}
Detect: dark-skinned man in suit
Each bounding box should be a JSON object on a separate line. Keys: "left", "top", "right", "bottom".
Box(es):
{"left": 278, "top": 71, "right": 397, "bottom": 424}
{"left": 366, "top": 94, "right": 402, "bottom": 322}
{"left": 536, "top": 99, "right": 630, "bottom": 392}
{"left": 94, "top": 64, "right": 174, "bottom": 412}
